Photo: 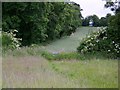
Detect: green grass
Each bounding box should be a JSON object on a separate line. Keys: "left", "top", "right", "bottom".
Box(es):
{"left": 50, "top": 59, "right": 118, "bottom": 88}
{"left": 45, "top": 27, "right": 98, "bottom": 52}
{"left": 2, "top": 27, "right": 118, "bottom": 88}
{"left": 2, "top": 55, "right": 118, "bottom": 88}
{"left": 41, "top": 51, "right": 85, "bottom": 60}
{"left": 2, "top": 56, "right": 85, "bottom": 88}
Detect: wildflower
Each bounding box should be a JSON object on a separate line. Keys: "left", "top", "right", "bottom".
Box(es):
{"left": 13, "top": 34, "right": 16, "bottom": 37}
{"left": 115, "top": 44, "right": 119, "bottom": 48}
{"left": 13, "top": 29, "right": 18, "bottom": 32}
{"left": 96, "top": 40, "right": 99, "bottom": 42}
{"left": 16, "top": 44, "right": 20, "bottom": 47}
{"left": 88, "top": 35, "right": 90, "bottom": 38}
{"left": 103, "top": 37, "right": 107, "bottom": 40}
{"left": 90, "top": 43, "right": 93, "bottom": 46}
{"left": 112, "top": 41, "right": 115, "bottom": 44}
{"left": 91, "top": 37, "right": 93, "bottom": 40}
{"left": 108, "top": 50, "right": 110, "bottom": 52}
{"left": 117, "top": 51, "right": 119, "bottom": 53}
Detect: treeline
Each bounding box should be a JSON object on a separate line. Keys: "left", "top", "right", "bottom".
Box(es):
{"left": 2, "top": 2, "right": 82, "bottom": 46}
{"left": 82, "top": 14, "right": 112, "bottom": 27}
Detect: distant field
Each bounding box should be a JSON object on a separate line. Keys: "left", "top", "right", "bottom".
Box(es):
{"left": 45, "top": 27, "right": 98, "bottom": 52}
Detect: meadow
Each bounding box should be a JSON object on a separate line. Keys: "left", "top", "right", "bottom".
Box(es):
{"left": 2, "top": 27, "right": 118, "bottom": 88}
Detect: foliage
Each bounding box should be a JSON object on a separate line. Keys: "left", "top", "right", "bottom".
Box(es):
{"left": 107, "top": 13, "right": 120, "bottom": 46}
{"left": 2, "top": 30, "right": 21, "bottom": 51}
{"left": 2, "top": 2, "right": 82, "bottom": 46}
{"left": 77, "top": 27, "right": 120, "bottom": 58}
{"left": 78, "top": 0, "right": 120, "bottom": 58}
{"left": 82, "top": 15, "right": 99, "bottom": 26}
{"left": 82, "top": 14, "right": 111, "bottom": 27}
{"left": 104, "top": 0, "right": 120, "bottom": 13}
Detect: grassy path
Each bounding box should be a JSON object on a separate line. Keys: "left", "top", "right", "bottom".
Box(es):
{"left": 2, "top": 56, "right": 82, "bottom": 88}
{"left": 45, "top": 27, "right": 98, "bottom": 52}
{"left": 2, "top": 56, "right": 118, "bottom": 88}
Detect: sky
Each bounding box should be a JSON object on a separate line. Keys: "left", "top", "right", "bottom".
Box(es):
{"left": 70, "top": 0, "right": 114, "bottom": 18}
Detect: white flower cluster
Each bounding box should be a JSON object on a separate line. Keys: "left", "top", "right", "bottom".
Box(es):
{"left": 2, "top": 29, "right": 21, "bottom": 49}
{"left": 79, "top": 27, "right": 109, "bottom": 53}
{"left": 78, "top": 27, "right": 120, "bottom": 57}
{"left": 112, "top": 41, "right": 120, "bottom": 54}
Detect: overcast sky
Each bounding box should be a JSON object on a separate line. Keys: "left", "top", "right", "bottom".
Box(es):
{"left": 70, "top": 0, "right": 114, "bottom": 18}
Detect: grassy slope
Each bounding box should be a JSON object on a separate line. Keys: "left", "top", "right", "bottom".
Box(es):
{"left": 45, "top": 27, "right": 98, "bottom": 52}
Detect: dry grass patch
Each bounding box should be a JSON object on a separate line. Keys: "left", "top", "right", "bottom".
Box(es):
{"left": 2, "top": 56, "right": 80, "bottom": 88}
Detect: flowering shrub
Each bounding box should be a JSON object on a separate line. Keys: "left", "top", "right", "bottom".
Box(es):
{"left": 2, "top": 30, "right": 21, "bottom": 50}
{"left": 77, "top": 27, "right": 120, "bottom": 58}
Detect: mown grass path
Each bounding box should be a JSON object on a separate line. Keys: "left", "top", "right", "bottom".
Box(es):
{"left": 45, "top": 27, "right": 98, "bottom": 52}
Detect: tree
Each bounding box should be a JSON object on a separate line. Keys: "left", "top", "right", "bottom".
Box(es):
{"left": 2, "top": 2, "right": 82, "bottom": 46}
{"left": 82, "top": 15, "right": 100, "bottom": 27}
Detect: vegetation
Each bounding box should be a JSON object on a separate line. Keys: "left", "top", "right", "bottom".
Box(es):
{"left": 2, "top": 30, "right": 21, "bottom": 51}
{"left": 77, "top": 27, "right": 120, "bottom": 58}
{"left": 2, "top": 48, "right": 118, "bottom": 88}
{"left": 50, "top": 59, "right": 118, "bottom": 88}
{"left": 82, "top": 14, "right": 111, "bottom": 27}
{"left": 78, "top": 0, "right": 120, "bottom": 59}
{"left": 2, "top": 2, "right": 82, "bottom": 46}
{"left": 41, "top": 51, "right": 85, "bottom": 60}
{"left": 1, "top": 1, "right": 119, "bottom": 88}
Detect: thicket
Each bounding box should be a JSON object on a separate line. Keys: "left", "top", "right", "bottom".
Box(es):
{"left": 2, "top": 2, "right": 82, "bottom": 46}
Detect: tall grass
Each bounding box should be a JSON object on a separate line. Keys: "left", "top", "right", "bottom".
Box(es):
{"left": 50, "top": 59, "right": 118, "bottom": 88}
{"left": 2, "top": 27, "right": 118, "bottom": 88}
{"left": 3, "top": 54, "right": 118, "bottom": 88}
{"left": 3, "top": 56, "right": 82, "bottom": 88}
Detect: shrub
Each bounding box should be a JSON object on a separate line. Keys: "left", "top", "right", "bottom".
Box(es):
{"left": 2, "top": 30, "right": 21, "bottom": 51}
{"left": 77, "top": 27, "right": 120, "bottom": 59}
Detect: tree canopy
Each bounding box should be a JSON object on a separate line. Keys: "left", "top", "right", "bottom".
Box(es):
{"left": 2, "top": 2, "right": 82, "bottom": 46}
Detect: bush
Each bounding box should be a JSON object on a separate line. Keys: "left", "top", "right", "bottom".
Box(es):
{"left": 2, "top": 30, "right": 21, "bottom": 51}
{"left": 77, "top": 27, "right": 120, "bottom": 59}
